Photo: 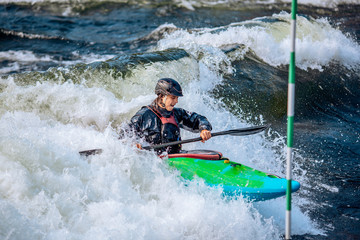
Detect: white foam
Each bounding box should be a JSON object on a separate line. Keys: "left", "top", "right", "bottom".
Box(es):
{"left": 0, "top": 78, "right": 142, "bottom": 131}
{"left": 2, "top": 0, "right": 358, "bottom": 8}
{"left": 155, "top": 12, "right": 360, "bottom": 71}
{"left": 0, "top": 50, "right": 116, "bottom": 75}
{"left": 0, "top": 50, "right": 115, "bottom": 65}
{"left": 176, "top": 0, "right": 360, "bottom": 10}
{"left": 0, "top": 109, "right": 282, "bottom": 239}
{"left": 280, "top": 0, "right": 359, "bottom": 8}
{"left": 0, "top": 50, "right": 53, "bottom": 62}
{"left": 0, "top": 61, "right": 321, "bottom": 238}
{"left": 0, "top": 62, "right": 21, "bottom": 74}
{"left": 318, "top": 183, "right": 339, "bottom": 193}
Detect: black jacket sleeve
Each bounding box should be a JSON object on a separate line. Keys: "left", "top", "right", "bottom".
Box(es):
{"left": 128, "top": 106, "right": 162, "bottom": 144}
{"left": 173, "top": 108, "right": 212, "bottom": 133}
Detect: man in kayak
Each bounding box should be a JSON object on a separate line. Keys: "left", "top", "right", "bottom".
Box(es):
{"left": 129, "top": 78, "right": 212, "bottom": 154}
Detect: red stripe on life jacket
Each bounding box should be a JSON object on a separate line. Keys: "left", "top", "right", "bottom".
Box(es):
{"left": 146, "top": 106, "right": 178, "bottom": 127}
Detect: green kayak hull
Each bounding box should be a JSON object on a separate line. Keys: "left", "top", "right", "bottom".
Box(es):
{"left": 168, "top": 154, "right": 300, "bottom": 201}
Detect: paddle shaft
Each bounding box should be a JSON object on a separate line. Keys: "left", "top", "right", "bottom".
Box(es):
{"left": 79, "top": 125, "right": 269, "bottom": 156}
{"left": 142, "top": 125, "right": 269, "bottom": 150}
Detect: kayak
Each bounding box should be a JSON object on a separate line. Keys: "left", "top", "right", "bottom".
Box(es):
{"left": 166, "top": 150, "right": 300, "bottom": 201}
{"left": 78, "top": 148, "right": 300, "bottom": 201}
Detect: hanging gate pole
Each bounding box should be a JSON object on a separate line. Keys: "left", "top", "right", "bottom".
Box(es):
{"left": 286, "top": 0, "right": 297, "bottom": 239}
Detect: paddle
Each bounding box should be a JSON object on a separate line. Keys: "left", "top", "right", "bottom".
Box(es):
{"left": 79, "top": 148, "right": 103, "bottom": 157}
{"left": 142, "top": 124, "right": 270, "bottom": 150}
{"left": 79, "top": 124, "right": 269, "bottom": 156}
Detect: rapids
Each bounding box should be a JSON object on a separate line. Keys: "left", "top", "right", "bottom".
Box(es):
{"left": 0, "top": 0, "right": 359, "bottom": 239}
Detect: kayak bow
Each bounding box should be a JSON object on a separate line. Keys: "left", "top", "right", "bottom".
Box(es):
{"left": 167, "top": 150, "right": 300, "bottom": 201}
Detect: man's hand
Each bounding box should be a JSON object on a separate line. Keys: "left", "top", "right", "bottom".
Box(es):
{"left": 200, "top": 130, "right": 212, "bottom": 143}
{"left": 135, "top": 143, "right": 142, "bottom": 149}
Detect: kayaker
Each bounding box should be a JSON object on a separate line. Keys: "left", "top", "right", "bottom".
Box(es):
{"left": 129, "top": 78, "right": 212, "bottom": 154}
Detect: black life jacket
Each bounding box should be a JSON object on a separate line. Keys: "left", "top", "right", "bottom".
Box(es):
{"left": 146, "top": 106, "right": 181, "bottom": 154}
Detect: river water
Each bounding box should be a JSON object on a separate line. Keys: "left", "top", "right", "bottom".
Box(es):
{"left": 0, "top": 0, "right": 359, "bottom": 239}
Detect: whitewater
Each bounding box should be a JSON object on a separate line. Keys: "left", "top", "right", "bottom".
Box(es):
{"left": 0, "top": 0, "right": 359, "bottom": 239}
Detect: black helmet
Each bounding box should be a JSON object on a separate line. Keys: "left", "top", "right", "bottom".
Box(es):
{"left": 155, "top": 78, "right": 183, "bottom": 97}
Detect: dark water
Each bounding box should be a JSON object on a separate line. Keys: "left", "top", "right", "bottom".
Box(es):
{"left": 1, "top": 1, "right": 359, "bottom": 239}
